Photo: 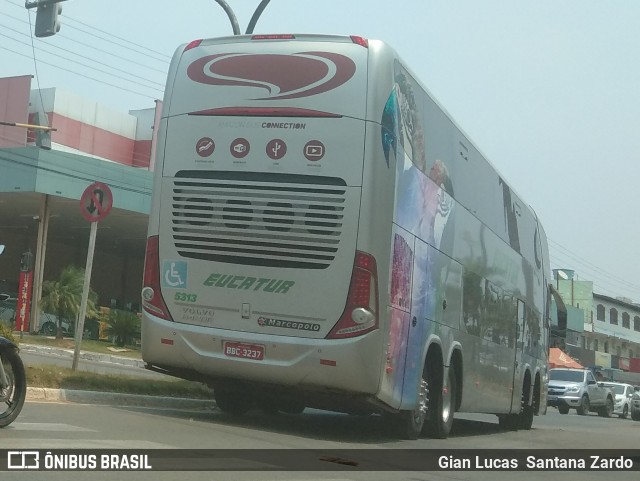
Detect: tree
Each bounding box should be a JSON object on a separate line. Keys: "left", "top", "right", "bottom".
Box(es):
{"left": 104, "top": 309, "right": 140, "bottom": 347}
{"left": 40, "top": 265, "right": 98, "bottom": 340}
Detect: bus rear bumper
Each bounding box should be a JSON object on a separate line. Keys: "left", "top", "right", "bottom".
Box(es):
{"left": 141, "top": 312, "right": 383, "bottom": 396}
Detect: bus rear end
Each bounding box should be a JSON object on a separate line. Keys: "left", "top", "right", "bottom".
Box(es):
{"left": 141, "top": 34, "right": 383, "bottom": 412}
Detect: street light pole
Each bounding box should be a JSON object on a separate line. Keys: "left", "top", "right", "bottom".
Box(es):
{"left": 212, "top": 0, "right": 272, "bottom": 36}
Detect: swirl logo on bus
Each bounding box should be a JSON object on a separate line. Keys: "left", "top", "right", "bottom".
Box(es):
{"left": 186, "top": 52, "right": 356, "bottom": 100}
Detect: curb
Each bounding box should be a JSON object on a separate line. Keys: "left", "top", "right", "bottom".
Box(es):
{"left": 19, "top": 343, "right": 145, "bottom": 368}
{"left": 26, "top": 387, "right": 215, "bottom": 410}
{"left": 20, "top": 342, "right": 214, "bottom": 409}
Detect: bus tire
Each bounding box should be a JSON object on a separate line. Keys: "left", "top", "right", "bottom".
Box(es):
{"left": 424, "top": 365, "right": 455, "bottom": 439}
{"left": 498, "top": 414, "right": 519, "bottom": 431}
{"left": 519, "top": 385, "right": 534, "bottom": 430}
{"left": 519, "top": 403, "right": 534, "bottom": 430}
{"left": 214, "top": 388, "right": 253, "bottom": 415}
{"left": 394, "top": 370, "right": 428, "bottom": 440}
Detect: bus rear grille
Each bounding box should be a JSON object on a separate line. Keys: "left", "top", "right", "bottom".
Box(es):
{"left": 171, "top": 171, "right": 347, "bottom": 269}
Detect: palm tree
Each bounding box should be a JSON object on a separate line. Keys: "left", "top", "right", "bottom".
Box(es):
{"left": 104, "top": 309, "right": 140, "bottom": 347}
{"left": 40, "top": 265, "right": 98, "bottom": 340}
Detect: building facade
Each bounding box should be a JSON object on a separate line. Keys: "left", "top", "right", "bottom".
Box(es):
{"left": 0, "top": 75, "right": 157, "bottom": 331}
{"left": 553, "top": 272, "right": 640, "bottom": 376}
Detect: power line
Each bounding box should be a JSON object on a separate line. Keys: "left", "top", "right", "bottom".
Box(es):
{"left": 63, "top": 15, "right": 172, "bottom": 62}
{"left": 0, "top": 30, "right": 165, "bottom": 92}
{"left": 1, "top": 12, "right": 169, "bottom": 75}
{"left": 0, "top": 45, "right": 159, "bottom": 101}
{"left": 548, "top": 240, "right": 640, "bottom": 300}
{"left": 4, "top": 0, "right": 171, "bottom": 61}
{"left": 24, "top": 4, "right": 48, "bottom": 130}
{"left": 548, "top": 238, "right": 640, "bottom": 291}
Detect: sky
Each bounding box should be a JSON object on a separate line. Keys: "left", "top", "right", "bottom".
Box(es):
{"left": 1, "top": 0, "right": 639, "bottom": 303}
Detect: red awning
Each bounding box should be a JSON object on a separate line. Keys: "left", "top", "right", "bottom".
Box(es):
{"left": 549, "top": 348, "right": 583, "bottom": 369}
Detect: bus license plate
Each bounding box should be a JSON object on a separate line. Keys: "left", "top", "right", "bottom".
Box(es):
{"left": 223, "top": 342, "right": 264, "bottom": 360}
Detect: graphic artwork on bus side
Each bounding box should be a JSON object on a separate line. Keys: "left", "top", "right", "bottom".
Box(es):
{"left": 186, "top": 52, "right": 356, "bottom": 100}
{"left": 382, "top": 232, "right": 414, "bottom": 401}
{"left": 381, "top": 88, "right": 400, "bottom": 168}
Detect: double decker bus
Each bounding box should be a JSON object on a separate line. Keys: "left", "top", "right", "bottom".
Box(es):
{"left": 141, "top": 33, "right": 559, "bottom": 439}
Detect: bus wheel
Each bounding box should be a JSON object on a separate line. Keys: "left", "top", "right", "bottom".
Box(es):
{"left": 214, "top": 388, "right": 253, "bottom": 415}
{"left": 498, "top": 414, "right": 519, "bottom": 431}
{"left": 424, "top": 366, "right": 456, "bottom": 439}
{"left": 519, "top": 403, "right": 534, "bottom": 430}
{"left": 519, "top": 388, "right": 534, "bottom": 430}
{"left": 394, "top": 372, "right": 428, "bottom": 440}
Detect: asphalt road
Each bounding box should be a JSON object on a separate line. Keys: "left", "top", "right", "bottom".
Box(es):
{"left": 0, "top": 400, "right": 638, "bottom": 481}
{"left": 5, "top": 343, "right": 640, "bottom": 480}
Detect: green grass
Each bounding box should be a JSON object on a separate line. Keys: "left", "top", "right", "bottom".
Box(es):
{"left": 20, "top": 334, "right": 143, "bottom": 359}
{"left": 25, "top": 364, "right": 212, "bottom": 399}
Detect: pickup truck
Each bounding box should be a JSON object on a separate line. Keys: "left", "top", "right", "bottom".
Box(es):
{"left": 547, "top": 368, "right": 615, "bottom": 416}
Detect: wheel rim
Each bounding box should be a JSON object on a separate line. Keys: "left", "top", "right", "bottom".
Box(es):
{"left": 413, "top": 379, "right": 428, "bottom": 425}
{"left": 441, "top": 377, "right": 452, "bottom": 423}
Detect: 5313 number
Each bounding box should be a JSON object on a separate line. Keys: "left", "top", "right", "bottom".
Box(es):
{"left": 174, "top": 292, "right": 197, "bottom": 302}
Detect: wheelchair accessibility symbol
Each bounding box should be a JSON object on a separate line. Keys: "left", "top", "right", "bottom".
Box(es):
{"left": 162, "top": 261, "right": 188, "bottom": 289}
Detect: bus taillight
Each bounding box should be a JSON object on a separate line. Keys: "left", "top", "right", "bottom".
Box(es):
{"left": 142, "top": 235, "right": 172, "bottom": 321}
{"left": 350, "top": 36, "right": 369, "bottom": 48}
{"left": 327, "top": 251, "right": 379, "bottom": 339}
{"left": 183, "top": 39, "right": 203, "bottom": 52}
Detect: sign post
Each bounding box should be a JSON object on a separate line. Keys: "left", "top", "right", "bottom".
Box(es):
{"left": 73, "top": 182, "right": 113, "bottom": 370}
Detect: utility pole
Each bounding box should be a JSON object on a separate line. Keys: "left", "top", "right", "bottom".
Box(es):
{"left": 0, "top": 121, "right": 56, "bottom": 150}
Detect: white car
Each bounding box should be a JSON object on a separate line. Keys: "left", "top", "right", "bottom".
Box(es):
{"left": 602, "top": 382, "right": 634, "bottom": 419}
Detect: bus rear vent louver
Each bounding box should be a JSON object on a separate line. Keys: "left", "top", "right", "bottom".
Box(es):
{"left": 171, "top": 171, "right": 347, "bottom": 269}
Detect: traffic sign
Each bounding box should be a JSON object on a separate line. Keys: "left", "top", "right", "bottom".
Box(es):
{"left": 80, "top": 182, "right": 113, "bottom": 222}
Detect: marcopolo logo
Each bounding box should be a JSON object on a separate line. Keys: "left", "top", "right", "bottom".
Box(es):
{"left": 257, "top": 316, "right": 320, "bottom": 332}
{"left": 203, "top": 273, "right": 294, "bottom": 294}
